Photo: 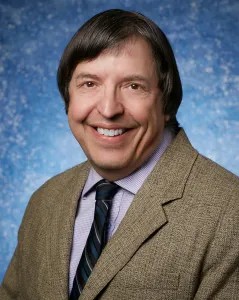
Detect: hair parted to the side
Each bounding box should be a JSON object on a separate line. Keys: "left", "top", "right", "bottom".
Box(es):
{"left": 57, "top": 9, "right": 182, "bottom": 131}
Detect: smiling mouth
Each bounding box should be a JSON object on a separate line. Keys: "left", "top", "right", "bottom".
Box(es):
{"left": 96, "top": 127, "right": 127, "bottom": 137}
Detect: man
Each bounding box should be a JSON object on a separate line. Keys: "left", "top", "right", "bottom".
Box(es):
{"left": 1, "top": 9, "right": 239, "bottom": 300}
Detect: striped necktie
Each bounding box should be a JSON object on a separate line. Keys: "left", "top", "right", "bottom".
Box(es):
{"left": 70, "top": 179, "right": 119, "bottom": 299}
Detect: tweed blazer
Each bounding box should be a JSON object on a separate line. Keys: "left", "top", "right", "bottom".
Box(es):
{"left": 1, "top": 130, "right": 239, "bottom": 300}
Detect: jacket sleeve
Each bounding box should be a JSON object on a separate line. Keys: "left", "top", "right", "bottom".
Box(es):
{"left": 0, "top": 192, "right": 36, "bottom": 300}
{"left": 0, "top": 246, "right": 19, "bottom": 299}
{"left": 194, "top": 192, "right": 239, "bottom": 299}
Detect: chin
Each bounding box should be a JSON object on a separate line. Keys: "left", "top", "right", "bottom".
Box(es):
{"left": 91, "top": 158, "right": 133, "bottom": 178}
{"left": 94, "top": 160, "right": 128, "bottom": 171}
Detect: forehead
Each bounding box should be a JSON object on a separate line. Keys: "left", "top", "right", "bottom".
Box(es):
{"left": 103, "top": 36, "right": 153, "bottom": 56}
{"left": 72, "top": 37, "right": 157, "bottom": 76}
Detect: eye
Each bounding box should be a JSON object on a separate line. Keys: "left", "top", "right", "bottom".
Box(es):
{"left": 130, "top": 83, "right": 140, "bottom": 90}
{"left": 84, "top": 81, "right": 95, "bottom": 88}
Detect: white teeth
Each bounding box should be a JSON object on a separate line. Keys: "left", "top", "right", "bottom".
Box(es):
{"left": 97, "top": 128, "right": 124, "bottom": 137}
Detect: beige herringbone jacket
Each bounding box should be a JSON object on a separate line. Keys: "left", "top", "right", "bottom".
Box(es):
{"left": 1, "top": 130, "right": 239, "bottom": 299}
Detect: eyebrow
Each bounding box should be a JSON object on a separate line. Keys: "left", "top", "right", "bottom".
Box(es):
{"left": 121, "top": 75, "right": 150, "bottom": 83}
{"left": 74, "top": 73, "right": 100, "bottom": 81}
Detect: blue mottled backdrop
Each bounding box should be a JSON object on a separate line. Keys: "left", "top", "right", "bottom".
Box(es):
{"left": 0, "top": 0, "right": 238, "bottom": 281}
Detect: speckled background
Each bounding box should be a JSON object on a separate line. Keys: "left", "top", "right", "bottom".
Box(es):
{"left": 0, "top": 0, "right": 238, "bottom": 281}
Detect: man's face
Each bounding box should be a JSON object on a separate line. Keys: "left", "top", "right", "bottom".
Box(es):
{"left": 68, "top": 37, "right": 169, "bottom": 180}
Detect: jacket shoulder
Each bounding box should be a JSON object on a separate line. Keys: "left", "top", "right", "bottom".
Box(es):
{"left": 33, "top": 161, "right": 89, "bottom": 196}
{"left": 195, "top": 153, "right": 238, "bottom": 187}
{"left": 19, "top": 161, "right": 90, "bottom": 228}
{"left": 188, "top": 153, "right": 239, "bottom": 209}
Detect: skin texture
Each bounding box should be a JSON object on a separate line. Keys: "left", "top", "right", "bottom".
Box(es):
{"left": 68, "top": 37, "right": 169, "bottom": 181}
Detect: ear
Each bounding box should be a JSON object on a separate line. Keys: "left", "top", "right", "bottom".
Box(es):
{"left": 164, "top": 115, "right": 170, "bottom": 122}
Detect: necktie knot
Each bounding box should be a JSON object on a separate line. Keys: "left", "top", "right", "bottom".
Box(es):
{"left": 95, "top": 179, "right": 119, "bottom": 201}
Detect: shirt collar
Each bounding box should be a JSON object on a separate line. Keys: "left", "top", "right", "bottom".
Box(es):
{"left": 82, "top": 128, "right": 174, "bottom": 197}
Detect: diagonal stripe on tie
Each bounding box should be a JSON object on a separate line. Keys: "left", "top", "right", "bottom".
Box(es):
{"left": 70, "top": 179, "right": 119, "bottom": 300}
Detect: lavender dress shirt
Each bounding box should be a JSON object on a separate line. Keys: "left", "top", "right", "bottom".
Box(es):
{"left": 69, "top": 129, "right": 174, "bottom": 292}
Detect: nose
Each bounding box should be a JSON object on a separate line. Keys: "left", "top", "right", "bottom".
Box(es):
{"left": 97, "top": 86, "right": 124, "bottom": 119}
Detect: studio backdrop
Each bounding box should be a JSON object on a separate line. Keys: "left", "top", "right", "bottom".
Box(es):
{"left": 0, "top": 0, "right": 238, "bottom": 281}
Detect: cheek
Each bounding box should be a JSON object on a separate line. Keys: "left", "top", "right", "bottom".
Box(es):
{"left": 128, "top": 99, "right": 163, "bottom": 127}
{"left": 68, "top": 98, "right": 92, "bottom": 123}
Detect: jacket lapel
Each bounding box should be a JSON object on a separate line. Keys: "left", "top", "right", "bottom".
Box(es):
{"left": 81, "top": 129, "right": 198, "bottom": 300}
{"left": 46, "top": 162, "right": 90, "bottom": 299}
